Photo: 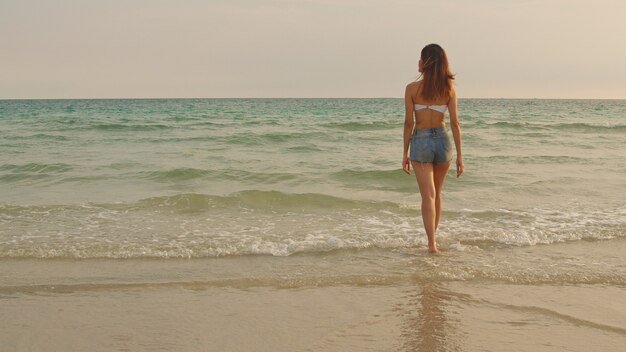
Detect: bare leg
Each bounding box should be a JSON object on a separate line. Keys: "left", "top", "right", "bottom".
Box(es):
{"left": 433, "top": 162, "right": 451, "bottom": 232}
{"left": 412, "top": 161, "right": 438, "bottom": 253}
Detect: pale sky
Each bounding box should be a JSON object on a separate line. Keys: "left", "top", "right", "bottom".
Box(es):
{"left": 1, "top": 0, "right": 625, "bottom": 99}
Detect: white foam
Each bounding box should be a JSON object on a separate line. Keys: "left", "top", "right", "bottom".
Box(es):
{"left": 1, "top": 203, "right": 624, "bottom": 259}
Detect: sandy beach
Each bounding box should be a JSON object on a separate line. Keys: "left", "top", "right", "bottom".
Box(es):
{"left": 2, "top": 238, "right": 625, "bottom": 351}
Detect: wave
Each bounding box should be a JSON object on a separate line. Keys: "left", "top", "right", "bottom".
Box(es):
{"left": 0, "top": 191, "right": 399, "bottom": 215}
{"left": 475, "top": 120, "right": 626, "bottom": 132}
{"left": 91, "top": 123, "right": 172, "bottom": 131}
{"left": 0, "top": 162, "right": 73, "bottom": 173}
{"left": 483, "top": 121, "right": 529, "bottom": 129}
{"left": 6, "top": 232, "right": 621, "bottom": 260}
{"left": 331, "top": 169, "right": 414, "bottom": 192}
{"left": 0, "top": 163, "right": 73, "bottom": 182}
{"left": 552, "top": 122, "right": 626, "bottom": 131}
{"left": 140, "top": 168, "right": 213, "bottom": 182}
{"left": 0, "top": 192, "right": 624, "bottom": 259}
{"left": 332, "top": 169, "right": 401, "bottom": 181}
{"left": 138, "top": 169, "right": 301, "bottom": 184}
{"left": 285, "top": 145, "right": 324, "bottom": 153}
{"left": 322, "top": 121, "right": 399, "bottom": 131}
{"left": 0, "top": 165, "right": 308, "bottom": 186}
{"left": 132, "top": 191, "right": 395, "bottom": 212}
{"left": 220, "top": 131, "right": 331, "bottom": 146}
{"left": 467, "top": 155, "right": 593, "bottom": 165}
{"left": 2, "top": 133, "right": 70, "bottom": 141}
{"left": 254, "top": 132, "right": 308, "bottom": 143}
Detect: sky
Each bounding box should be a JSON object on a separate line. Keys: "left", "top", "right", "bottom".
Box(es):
{"left": 1, "top": 0, "right": 625, "bottom": 99}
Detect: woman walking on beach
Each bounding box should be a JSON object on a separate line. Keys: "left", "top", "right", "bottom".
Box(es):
{"left": 402, "top": 44, "right": 463, "bottom": 253}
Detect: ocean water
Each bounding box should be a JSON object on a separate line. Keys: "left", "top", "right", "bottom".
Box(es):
{"left": 2, "top": 98, "right": 625, "bottom": 351}
{"left": 1, "top": 98, "right": 624, "bottom": 261}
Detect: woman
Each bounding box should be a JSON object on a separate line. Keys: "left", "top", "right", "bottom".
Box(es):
{"left": 402, "top": 43, "right": 463, "bottom": 253}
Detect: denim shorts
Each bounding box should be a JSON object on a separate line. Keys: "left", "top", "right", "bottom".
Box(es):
{"left": 409, "top": 127, "right": 453, "bottom": 164}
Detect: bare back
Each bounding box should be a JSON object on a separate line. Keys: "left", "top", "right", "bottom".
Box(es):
{"left": 409, "top": 81, "right": 449, "bottom": 129}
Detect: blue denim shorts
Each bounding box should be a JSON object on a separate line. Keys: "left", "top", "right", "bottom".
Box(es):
{"left": 410, "top": 127, "right": 453, "bottom": 164}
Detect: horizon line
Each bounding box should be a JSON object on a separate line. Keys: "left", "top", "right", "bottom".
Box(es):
{"left": 1, "top": 97, "right": 624, "bottom": 101}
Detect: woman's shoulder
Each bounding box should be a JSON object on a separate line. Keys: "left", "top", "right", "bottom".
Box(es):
{"left": 405, "top": 80, "right": 422, "bottom": 92}
{"left": 406, "top": 80, "right": 423, "bottom": 88}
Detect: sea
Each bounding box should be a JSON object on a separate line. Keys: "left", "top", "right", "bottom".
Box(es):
{"left": 1, "top": 98, "right": 625, "bottom": 351}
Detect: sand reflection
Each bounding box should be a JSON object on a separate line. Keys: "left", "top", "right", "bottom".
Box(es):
{"left": 399, "top": 282, "right": 459, "bottom": 352}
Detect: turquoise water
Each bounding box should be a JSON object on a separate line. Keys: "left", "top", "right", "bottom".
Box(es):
{"left": 0, "top": 98, "right": 625, "bottom": 260}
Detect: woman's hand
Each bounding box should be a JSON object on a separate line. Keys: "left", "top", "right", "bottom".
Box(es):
{"left": 456, "top": 156, "right": 464, "bottom": 177}
{"left": 403, "top": 155, "right": 411, "bottom": 175}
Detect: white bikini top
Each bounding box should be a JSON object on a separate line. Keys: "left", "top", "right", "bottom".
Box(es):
{"left": 414, "top": 104, "right": 447, "bottom": 113}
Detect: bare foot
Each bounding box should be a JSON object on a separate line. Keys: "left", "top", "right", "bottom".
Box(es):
{"left": 428, "top": 242, "right": 438, "bottom": 254}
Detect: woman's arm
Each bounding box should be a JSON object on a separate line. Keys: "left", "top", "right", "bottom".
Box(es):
{"left": 448, "top": 87, "right": 464, "bottom": 177}
{"left": 403, "top": 84, "right": 415, "bottom": 174}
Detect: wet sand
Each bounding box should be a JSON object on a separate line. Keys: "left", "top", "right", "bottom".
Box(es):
{"left": 2, "top": 241, "right": 626, "bottom": 352}
{"left": 2, "top": 281, "right": 624, "bottom": 351}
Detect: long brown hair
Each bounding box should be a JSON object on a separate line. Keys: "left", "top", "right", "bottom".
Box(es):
{"left": 419, "top": 44, "right": 455, "bottom": 102}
